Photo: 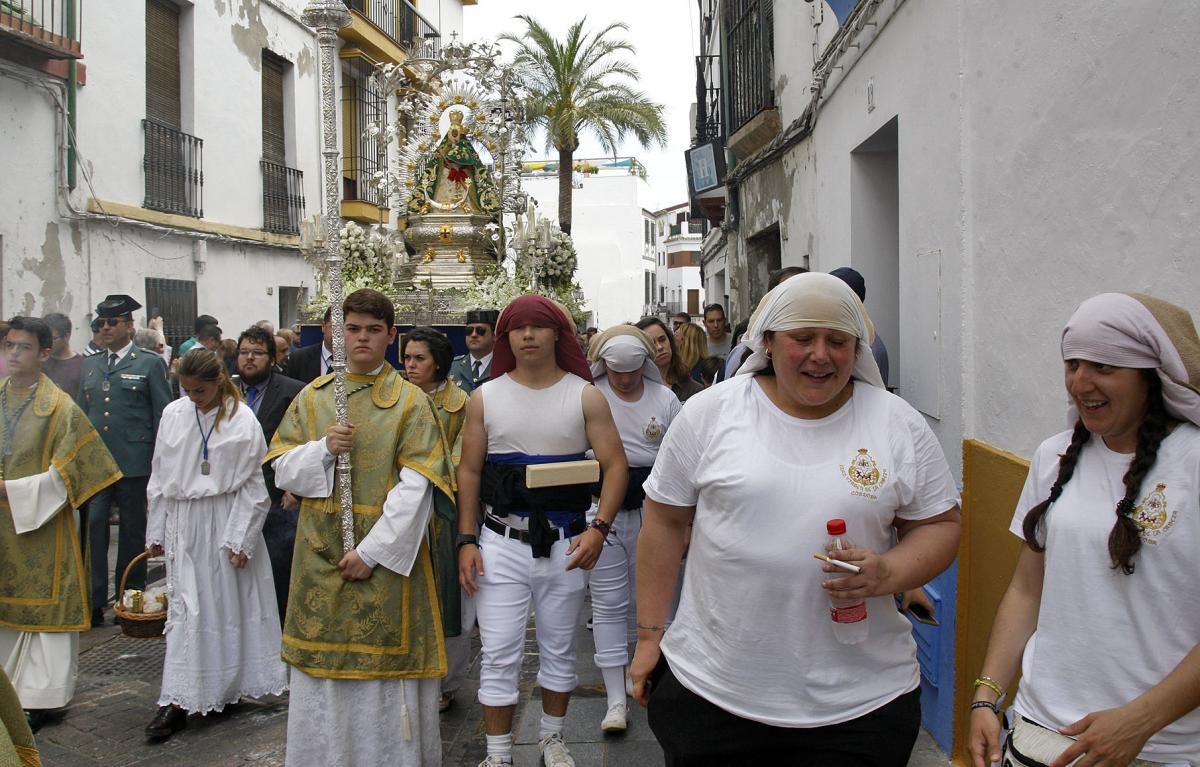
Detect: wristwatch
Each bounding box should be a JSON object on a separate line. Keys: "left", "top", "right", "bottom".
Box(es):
{"left": 456, "top": 533, "right": 480, "bottom": 550}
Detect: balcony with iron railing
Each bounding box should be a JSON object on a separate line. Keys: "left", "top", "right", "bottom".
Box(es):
{"left": 694, "top": 54, "right": 722, "bottom": 144}
{"left": 261, "top": 161, "right": 305, "bottom": 235}
{"left": 724, "top": 0, "right": 774, "bottom": 136}
{"left": 0, "top": 0, "right": 82, "bottom": 58}
{"left": 143, "top": 119, "right": 203, "bottom": 218}
{"left": 343, "top": 0, "right": 440, "bottom": 58}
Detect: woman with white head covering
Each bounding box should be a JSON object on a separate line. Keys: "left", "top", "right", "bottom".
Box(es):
{"left": 584, "top": 326, "right": 682, "bottom": 734}
{"left": 632, "top": 273, "right": 961, "bottom": 765}
{"left": 969, "top": 293, "right": 1200, "bottom": 767}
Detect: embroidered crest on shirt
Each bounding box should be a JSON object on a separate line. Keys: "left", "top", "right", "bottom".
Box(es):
{"left": 1133, "top": 482, "right": 1176, "bottom": 544}
{"left": 840, "top": 448, "right": 888, "bottom": 500}
{"left": 643, "top": 416, "right": 664, "bottom": 444}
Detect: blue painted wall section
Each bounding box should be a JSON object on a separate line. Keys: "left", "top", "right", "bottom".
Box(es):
{"left": 911, "top": 559, "right": 957, "bottom": 753}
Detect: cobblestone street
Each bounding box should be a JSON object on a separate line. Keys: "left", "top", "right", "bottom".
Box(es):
{"left": 32, "top": 595, "right": 951, "bottom": 766}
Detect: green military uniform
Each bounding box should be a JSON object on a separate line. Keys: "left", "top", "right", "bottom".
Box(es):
{"left": 447, "top": 353, "right": 491, "bottom": 393}
{"left": 76, "top": 336, "right": 173, "bottom": 612}
{"left": 76, "top": 344, "right": 171, "bottom": 474}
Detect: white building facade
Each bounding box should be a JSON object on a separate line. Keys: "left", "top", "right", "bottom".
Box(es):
{"left": 650, "top": 202, "right": 706, "bottom": 319}
{"left": 520, "top": 163, "right": 656, "bottom": 328}
{"left": 1, "top": 0, "right": 465, "bottom": 348}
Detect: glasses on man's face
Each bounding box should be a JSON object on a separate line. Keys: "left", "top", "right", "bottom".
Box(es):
{"left": 237, "top": 350, "right": 270, "bottom": 359}
{"left": 99, "top": 318, "right": 126, "bottom": 327}
{"left": 465, "top": 325, "right": 491, "bottom": 337}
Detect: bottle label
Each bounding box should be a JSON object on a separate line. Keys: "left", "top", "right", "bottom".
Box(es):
{"left": 831, "top": 602, "right": 867, "bottom": 624}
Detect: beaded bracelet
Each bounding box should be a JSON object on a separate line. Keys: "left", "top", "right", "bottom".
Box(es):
{"left": 970, "top": 700, "right": 1001, "bottom": 716}
{"left": 589, "top": 519, "right": 612, "bottom": 537}
{"left": 973, "top": 675, "right": 1005, "bottom": 699}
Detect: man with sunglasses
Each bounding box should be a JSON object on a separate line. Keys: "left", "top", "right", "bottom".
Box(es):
{"left": 448, "top": 308, "right": 498, "bottom": 393}
{"left": 76, "top": 295, "right": 172, "bottom": 627}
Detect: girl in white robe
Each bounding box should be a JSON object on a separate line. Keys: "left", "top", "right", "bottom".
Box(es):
{"left": 143, "top": 348, "right": 287, "bottom": 740}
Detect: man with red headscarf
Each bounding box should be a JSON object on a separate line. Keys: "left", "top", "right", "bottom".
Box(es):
{"left": 457, "top": 295, "right": 628, "bottom": 767}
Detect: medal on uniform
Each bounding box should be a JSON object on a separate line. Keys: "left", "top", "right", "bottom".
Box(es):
{"left": 101, "top": 379, "right": 111, "bottom": 391}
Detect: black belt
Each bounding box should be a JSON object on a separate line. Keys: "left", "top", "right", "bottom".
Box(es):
{"left": 484, "top": 514, "right": 586, "bottom": 544}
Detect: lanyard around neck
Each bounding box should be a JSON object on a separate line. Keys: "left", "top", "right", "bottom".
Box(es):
{"left": 193, "top": 404, "right": 217, "bottom": 473}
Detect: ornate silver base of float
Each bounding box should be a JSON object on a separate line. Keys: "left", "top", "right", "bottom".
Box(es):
{"left": 402, "top": 213, "right": 499, "bottom": 290}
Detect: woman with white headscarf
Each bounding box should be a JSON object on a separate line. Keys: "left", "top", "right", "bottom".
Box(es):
{"left": 583, "top": 326, "right": 682, "bottom": 733}
{"left": 631, "top": 273, "right": 961, "bottom": 765}
{"left": 969, "top": 293, "right": 1200, "bottom": 767}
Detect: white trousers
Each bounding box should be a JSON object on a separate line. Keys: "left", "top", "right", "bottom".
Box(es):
{"left": 475, "top": 526, "right": 586, "bottom": 707}
{"left": 442, "top": 586, "right": 477, "bottom": 695}
{"left": 586, "top": 507, "right": 642, "bottom": 669}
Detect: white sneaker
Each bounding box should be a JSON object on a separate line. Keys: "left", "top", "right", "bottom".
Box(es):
{"left": 601, "top": 702, "right": 627, "bottom": 732}
{"left": 477, "top": 756, "right": 513, "bottom": 767}
{"left": 538, "top": 732, "right": 575, "bottom": 767}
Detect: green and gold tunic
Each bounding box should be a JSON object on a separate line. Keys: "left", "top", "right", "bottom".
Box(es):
{"left": 265, "top": 366, "right": 456, "bottom": 680}
{"left": 0, "top": 375, "right": 121, "bottom": 632}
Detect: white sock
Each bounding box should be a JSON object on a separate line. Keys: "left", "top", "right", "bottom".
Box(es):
{"left": 485, "top": 733, "right": 513, "bottom": 762}
{"left": 601, "top": 665, "right": 627, "bottom": 708}
{"left": 539, "top": 712, "right": 566, "bottom": 740}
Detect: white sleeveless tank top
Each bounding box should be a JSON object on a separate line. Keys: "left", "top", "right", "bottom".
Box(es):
{"left": 481, "top": 372, "right": 590, "bottom": 456}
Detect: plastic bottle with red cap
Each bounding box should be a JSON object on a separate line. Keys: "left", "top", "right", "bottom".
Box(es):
{"left": 825, "top": 518, "right": 869, "bottom": 644}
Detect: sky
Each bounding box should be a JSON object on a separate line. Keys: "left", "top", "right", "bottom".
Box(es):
{"left": 462, "top": 0, "right": 699, "bottom": 211}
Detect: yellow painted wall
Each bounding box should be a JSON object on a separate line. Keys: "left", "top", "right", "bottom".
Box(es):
{"left": 951, "top": 440, "right": 1030, "bottom": 765}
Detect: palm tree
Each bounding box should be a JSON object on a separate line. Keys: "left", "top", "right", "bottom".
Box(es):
{"left": 501, "top": 16, "right": 668, "bottom": 235}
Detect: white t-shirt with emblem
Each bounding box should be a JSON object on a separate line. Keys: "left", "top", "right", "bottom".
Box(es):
{"left": 642, "top": 374, "right": 958, "bottom": 727}
{"left": 1009, "top": 425, "right": 1200, "bottom": 765}
{"left": 594, "top": 377, "right": 681, "bottom": 467}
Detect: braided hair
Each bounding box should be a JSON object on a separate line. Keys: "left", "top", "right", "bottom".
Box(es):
{"left": 1022, "top": 373, "right": 1170, "bottom": 574}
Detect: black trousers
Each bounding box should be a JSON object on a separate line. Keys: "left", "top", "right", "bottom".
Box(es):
{"left": 88, "top": 476, "right": 150, "bottom": 609}
{"left": 260, "top": 501, "right": 297, "bottom": 625}
{"left": 647, "top": 658, "right": 921, "bottom": 767}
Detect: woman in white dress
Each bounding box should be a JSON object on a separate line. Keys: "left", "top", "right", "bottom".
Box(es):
{"left": 143, "top": 348, "right": 287, "bottom": 741}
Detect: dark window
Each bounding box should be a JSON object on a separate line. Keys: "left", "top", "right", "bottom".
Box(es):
{"left": 724, "top": 0, "right": 774, "bottom": 134}
{"left": 145, "top": 0, "right": 180, "bottom": 128}
{"left": 341, "top": 56, "right": 387, "bottom": 208}
{"left": 262, "top": 50, "right": 287, "bottom": 164}
{"left": 145, "top": 277, "right": 196, "bottom": 350}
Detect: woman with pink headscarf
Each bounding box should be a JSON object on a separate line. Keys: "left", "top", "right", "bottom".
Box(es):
{"left": 969, "top": 293, "right": 1200, "bottom": 767}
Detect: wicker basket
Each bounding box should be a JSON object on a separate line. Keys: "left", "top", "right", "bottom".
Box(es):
{"left": 112, "top": 550, "right": 167, "bottom": 638}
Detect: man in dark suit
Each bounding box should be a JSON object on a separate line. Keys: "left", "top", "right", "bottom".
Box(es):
{"left": 447, "top": 308, "right": 497, "bottom": 393}
{"left": 234, "top": 326, "right": 305, "bottom": 621}
{"left": 76, "top": 295, "right": 173, "bottom": 626}
{"left": 284, "top": 307, "right": 331, "bottom": 384}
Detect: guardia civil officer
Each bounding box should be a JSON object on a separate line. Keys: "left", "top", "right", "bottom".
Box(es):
{"left": 76, "top": 295, "right": 172, "bottom": 627}
{"left": 448, "top": 309, "right": 498, "bottom": 393}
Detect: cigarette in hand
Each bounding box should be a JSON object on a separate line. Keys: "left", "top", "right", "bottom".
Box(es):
{"left": 813, "top": 552, "right": 862, "bottom": 574}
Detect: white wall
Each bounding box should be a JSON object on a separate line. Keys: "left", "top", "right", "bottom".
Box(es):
{"left": 79, "top": 0, "right": 321, "bottom": 229}
{"left": 418, "top": 0, "right": 465, "bottom": 40}
{"left": 963, "top": 1, "right": 1200, "bottom": 457}
{"left": 521, "top": 173, "right": 653, "bottom": 328}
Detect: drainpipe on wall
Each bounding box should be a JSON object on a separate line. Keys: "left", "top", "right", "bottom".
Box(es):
{"left": 66, "top": 0, "right": 77, "bottom": 190}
